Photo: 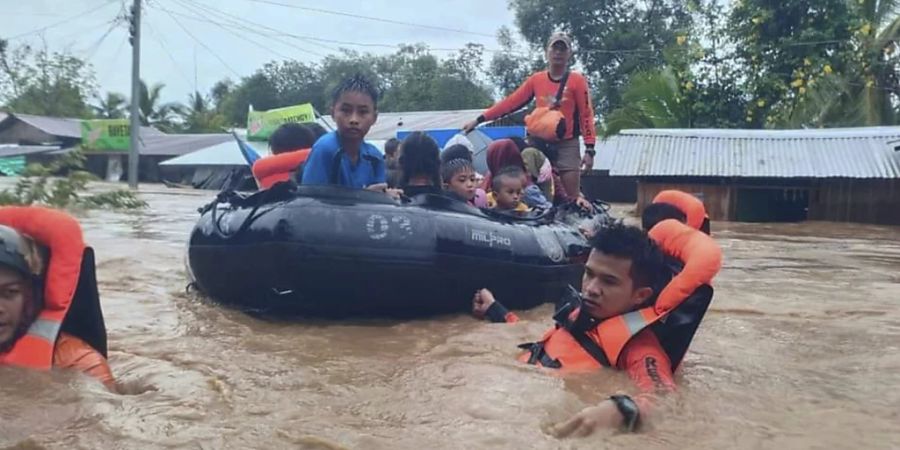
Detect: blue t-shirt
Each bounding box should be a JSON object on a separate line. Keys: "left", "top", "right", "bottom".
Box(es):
{"left": 301, "top": 131, "right": 385, "bottom": 189}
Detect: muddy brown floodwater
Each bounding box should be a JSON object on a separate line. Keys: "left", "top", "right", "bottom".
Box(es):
{"left": 1, "top": 184, "right": 899, "bottom": 449}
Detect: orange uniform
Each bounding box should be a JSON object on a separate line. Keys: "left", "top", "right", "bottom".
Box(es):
{"left": 489, "top": 219, "right": 721, "bottom": 414}
{"left": 252, "top": 148, "right": 311, "bottom": 189}
{"left": 482, "top": 71, "right": 596, "bottom": 146}
{"left": 0, "top": 207, "right": 115, "bottom": 390}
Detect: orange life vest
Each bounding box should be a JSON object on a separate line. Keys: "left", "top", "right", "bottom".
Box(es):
{"left": 0, "top": 207, "right": 107, "bottom": 371}
{"left": 652, "top": 190, "right": 710, "bottom": 234}
{"left": 252, "top": 148, "right": 311, "bottom": 189}
{"left": 519, "top": 219, "right": 722, "bottom": 370}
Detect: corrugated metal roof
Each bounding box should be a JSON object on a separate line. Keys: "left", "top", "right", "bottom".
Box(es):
{"left": 315, "top": 109, "right": 484, "bottom": 141}
{"left": 137, "top": 133, "right": 234, "bottom": 157}
{"left": 0, "top": 144, "right": 62, "bottom": 158}
{"left": 3, "top": 113, "right": 165, "bottom": 140}
{"left": 605, "top": 127, "right": 900, "bottom": 179}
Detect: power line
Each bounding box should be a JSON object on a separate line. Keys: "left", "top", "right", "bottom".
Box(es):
{"left": 6, "top": 1, "right": 120, "bottom": 40}
{"left": 157, "top": 4, "right": 242, "bottom": 77}
{"left": 80, "top": 19, "right": 123, "bottom": 61}
{"left": 167, "top": 0, "right": 328, "bottom": 57}
{"left": 143, "top": 18, "right": 194, "bottom": 87}
{"left": 244, "top": 0, "right": 497, "bottom": 38}
{"left": 180, "top": 0, "right": 339, "bottom": 54}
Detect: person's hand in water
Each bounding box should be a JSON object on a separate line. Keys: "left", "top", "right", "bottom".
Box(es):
{"left": 462, "top": 120, "right": 479, "bottom": 134}
{"left": 551, "top": 400, "right": 623, "bottom": 438}
{"left": 471, "top": 288, "right": 496, "bottom": 318}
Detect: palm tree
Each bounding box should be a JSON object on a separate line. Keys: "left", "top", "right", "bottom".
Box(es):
{"left": 91, "top": 92, "right": 127, "bottom": 119}
{"left": 603, "top": 68, "right": 691, "bottom": 136}
{"left": 181, "top": 91, "right": 225, "bottom": 133}
{"left": 788, "top": 1, "right": 900, "bottom": 126}
{"left": 132, "top": 80, "right": 183, "bottom": 132}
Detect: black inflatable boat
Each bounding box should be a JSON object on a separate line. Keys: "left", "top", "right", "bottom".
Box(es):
{"left": 187, "top": 185, "right": 610, "bottom": 317}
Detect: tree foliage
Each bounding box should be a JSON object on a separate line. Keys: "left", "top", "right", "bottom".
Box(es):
{"left": 0, "top": 39, "right": 96, "bottom": 118}
{"left": 0, "top": 151, "right": 146, "bottom": 210}
{"left": 508, "top": 0, "right": 692, "bottom": 113}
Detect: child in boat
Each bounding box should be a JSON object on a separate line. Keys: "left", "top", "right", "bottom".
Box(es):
{"left": 441, "top": 144, "right": 487, "bottom": 206}
{"left": 441, "top": 157, "right": 478, "bottom": 204}
{"left": 489, "top": 166, "right": 529, "bottom": 212}
{"left": 252, "top": 123, "right": 321, "bottom": 189}
{"left": 384, "top": 138, "right": 402, "bottom": 188}
{"left": 301, "top": 74, "right": 399, "bottom": 198}
{"left": 398, "top": 132, "right": 443, "bottom": 198}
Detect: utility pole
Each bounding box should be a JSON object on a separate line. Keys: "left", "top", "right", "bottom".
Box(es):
{"left": 128, "top": 0, "right": 142, "bottom": 189}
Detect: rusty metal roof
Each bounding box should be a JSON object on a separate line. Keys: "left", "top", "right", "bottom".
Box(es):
{"left": 603, "top": 127, "right": 900, "bottom": 178}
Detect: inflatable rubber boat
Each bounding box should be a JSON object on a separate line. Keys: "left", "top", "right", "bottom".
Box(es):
{"left": 187, "top": 185, "right": 611, "bottom": 317}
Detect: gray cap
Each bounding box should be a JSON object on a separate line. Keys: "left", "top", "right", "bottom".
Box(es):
{"left": 547, "top": 32, "right": 572, "bottom": 49}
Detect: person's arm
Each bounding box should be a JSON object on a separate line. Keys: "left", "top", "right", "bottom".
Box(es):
{"left": 471, "top": 288, "right": 519, "bottom": 323}
{"left": 463, "top": 75, "right": 536, "bottom": 132}
{"left": 552, "top": 330, "right": 675, "bottom": 437}
{"left": 300, "top": 142, "right": 334, "bottom": 185}
{"left": 573, "top": 75, "right": 597, "bottom": 172}
{"left": 53, "top": 333, "right": 117, "bottom": 392}
{"left": 574, "top": 74, "right": 597, "bottom": 148}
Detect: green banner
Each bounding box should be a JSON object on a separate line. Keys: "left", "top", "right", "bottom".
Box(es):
{"left": 81, "top": 119, "right": 130, "bottom": 151}
{"left": 247, "top": 103, "right": 316, "bottom": 141}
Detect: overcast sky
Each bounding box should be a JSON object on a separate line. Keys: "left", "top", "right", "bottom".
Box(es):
{"left": 1, "top": 0, "right": 517, "bottom": 103}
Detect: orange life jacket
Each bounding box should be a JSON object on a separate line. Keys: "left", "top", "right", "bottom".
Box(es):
{"left": 0, "top": 207, "right": 108, "bottom": 372}
{"left": 252, "top": 148, "right": 311, "bottom": 189}
{"left": 652, "top": 190, "right": 710, "bottom": 234}
{"left": 519, "top": 219, "right": 722, "bottom": 370}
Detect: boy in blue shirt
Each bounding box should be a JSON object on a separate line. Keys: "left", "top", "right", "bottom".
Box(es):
{"left": 302, "top": 74, "right": 396, "bottom": 196}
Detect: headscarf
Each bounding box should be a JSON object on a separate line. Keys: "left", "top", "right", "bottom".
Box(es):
{"left": 483, "top": 139, "right": 528, "bottom": 191}
{"left": 521, "top": 147, "right": 552, "bottom": 184}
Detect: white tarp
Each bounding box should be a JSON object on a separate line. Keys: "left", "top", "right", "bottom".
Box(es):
{"left": 159, "top": 140, "right": 269, "bottom": 167}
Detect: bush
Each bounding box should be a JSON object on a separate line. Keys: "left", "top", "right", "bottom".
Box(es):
{"left": 0, "top": 151, "right": 147, "bottom": 210}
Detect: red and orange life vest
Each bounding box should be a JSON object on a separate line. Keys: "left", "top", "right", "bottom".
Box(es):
{"left": 0, "top": 206, "right": 85, "bottom": 370}
{"left": 519, "top": 218, "right": 723, "bottom": 370}
{"left": 252, "top": 148, "right": 311, "bottom": 189}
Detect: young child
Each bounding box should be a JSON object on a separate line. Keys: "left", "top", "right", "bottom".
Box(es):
{"left": 302, "top": 74, "right": 395, "bottom": 197}
{"left": 441, "top": 158, "right": 477, "bottom": 204}
{"left": 384, "top": 137, "right": 402, "bottom": 188}
{"left": 441, "top": 144, "right": 487, "bottom": 207}
{"left": 252, "top": 123, "right": 321, "bottom": 189}
{"left": 488, "top": 166, "right": 529, "bottom": 212}
{"left": 398, "top": 132, "right": 443, "bottom": 197}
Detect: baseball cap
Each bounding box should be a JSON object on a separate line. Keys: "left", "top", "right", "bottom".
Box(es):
{"left": 547, "top": 32, "right": 572, "bottom": 49}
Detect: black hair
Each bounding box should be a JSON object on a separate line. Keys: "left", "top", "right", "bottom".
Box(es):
{"left": 642, "top": 202, "right": 687, "bottom": 231}
{"left": 305, "top": 122, "right": 328, "bottom": 140}
{"left": 507, "top": 136, "right": 528, "bottom": 152}
{"left": 589, "top": 222, "right": 666, "bottom": 289}
{"left": 399, "top": 131, "right": 441, "bottom": 187}
{"left": 331, "top": 73, "right": 379, "bottom": 109}
{"left": 269, "top": 123, "right": 317, "bottom": 155}
{"left": 440, "top": 144, "right": 473, "bottom": 164}
{"left": 384, "top": 138, "right": 400, "bottom": 156}
{"left": 441, "top": 158, "right": 475, "bottom": 183}
{"left": 491, "top": 165, "right": 524, "bottom": 192}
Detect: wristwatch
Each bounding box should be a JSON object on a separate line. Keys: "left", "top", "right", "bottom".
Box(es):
{"left": 609, "top": 395, "right": 640, "bottom": 432}
{"left": 585, "top": 147, "right": 596, "bottom": 157}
